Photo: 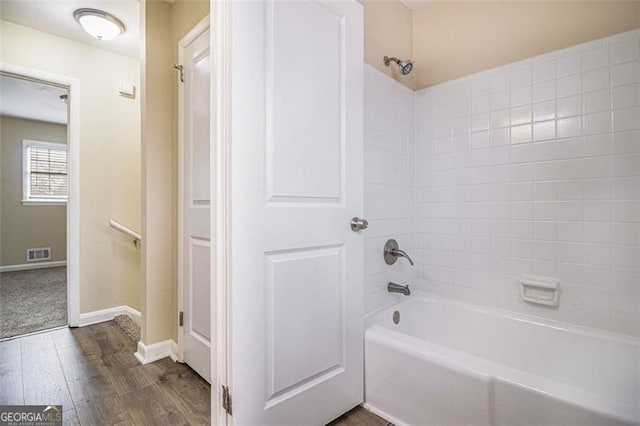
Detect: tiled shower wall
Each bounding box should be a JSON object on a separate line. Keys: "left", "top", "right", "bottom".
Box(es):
{"left": 414, "top": 30, "right": 640, "bottom": 337}
{"left": 364, "top": 65, "right": 415, "bottom": 314}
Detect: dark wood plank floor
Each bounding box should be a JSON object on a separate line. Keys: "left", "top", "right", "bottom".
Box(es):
{"left": 328, "top": 406, "right": 393, "bottom": 426}
{"left": 0, "top": 322, "right": 210, "bottom": 425}
{"left": 0, "top": 322, "right": 391, "bottom": 425}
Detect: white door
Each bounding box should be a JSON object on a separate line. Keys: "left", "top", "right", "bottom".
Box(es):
{"left": 179, "top": 26, "right": 211, "bottom": 383}
{"left": 230, "top": 0, "right": 364, "bottom": 423}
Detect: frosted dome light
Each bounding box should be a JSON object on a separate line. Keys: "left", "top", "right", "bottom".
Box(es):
{"left": 74, "top": 8, "right": 125, "bottom": 41}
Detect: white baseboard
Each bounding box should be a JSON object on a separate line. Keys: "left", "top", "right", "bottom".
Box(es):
{"left": 362, "top": 403, "right": 405, "bottom": 426}
{"left": 0, "top": 260, "right": 67, "bottom": 273}
{"left": 78, "top": 305, "right": 142, "bottom": 327}
{"left": 134, "top": 339, "right": 179, "bottom": 365}
{"left": 169, "top": 340, "right": 179, "bottom": 362}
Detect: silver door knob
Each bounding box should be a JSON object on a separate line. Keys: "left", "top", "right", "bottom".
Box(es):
{"left": 350, "top": 217, "right": 368, "bottom": 232}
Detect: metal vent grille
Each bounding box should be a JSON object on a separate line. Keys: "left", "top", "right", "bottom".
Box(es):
{"left": 26, "top": 247, "right": 51, "bottom": 262}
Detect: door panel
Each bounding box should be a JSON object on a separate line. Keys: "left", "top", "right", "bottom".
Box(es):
{"left": 268, "top": 1, "right": 344, "bottom": 201}
{"left": 267, "top": 244, "right": 344, "bottom": 400}
{"left": 190, "top": 239, "right": 211, "bottom": 340}
{"left": 181, "top": 27, "right": 211, "bottom": 383}
{"left": 192, "top": 48, "right": 211, "bottom": 203}
{"left": 231, "top": 0, "right": 364, "bottom": 423}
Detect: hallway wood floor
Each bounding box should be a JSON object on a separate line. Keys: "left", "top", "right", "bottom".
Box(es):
{"left": 329, "top": 406, "right": 392, "bottom": 426}
{"left": 0, "top": 322, "right": 210, "bottom": 425}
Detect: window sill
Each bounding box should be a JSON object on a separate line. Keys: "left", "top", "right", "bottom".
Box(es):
{"left": 22, "top": 199, "right": 67, "bottom": 206}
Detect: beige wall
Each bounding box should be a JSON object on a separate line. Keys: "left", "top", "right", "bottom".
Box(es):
{"left": 140, "top": 0, "right": 639, "bottom": 343}
{"left": 141, "top": 0, "right": 209, "bottom": 344}
{"left": 0, "top": 116, "right": 67, "bottom": 266}
{"left": 360, "top": 0, "right": 640, "bottom": 90}
{"left": 412, "top": 1, "right": 640, "bottom": 89}
{"left": 361, "top": 0, "right": 414, "bottom": 89}
{"left": 141, "top": 0, "right": 173, "bottom": 344}
{"left": 169, "top": 0, "right": 210, "bottom": 342}
{"left": 0, "top": 21, "right": 142, "bottom": 312}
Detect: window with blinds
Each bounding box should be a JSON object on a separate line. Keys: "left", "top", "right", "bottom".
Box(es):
{"left": 22, "top": 140, "right": 68, "bottom": 203}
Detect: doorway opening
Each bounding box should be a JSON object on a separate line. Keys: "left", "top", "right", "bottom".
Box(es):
{"left": 0, "top": 66, "right": 80, "bottom": 340}
{"left": 177, "top": 16, "right": 212, "bottom": 383}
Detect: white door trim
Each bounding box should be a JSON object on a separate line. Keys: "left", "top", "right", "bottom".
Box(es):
{"left": 211, "top": 1, "right": 232, "bottom": 424}
{"left": 177, "top": 14, "right": 211, "bottom": 365}
{"left": 0, "top": 62, "right": 81, "bottom": 328}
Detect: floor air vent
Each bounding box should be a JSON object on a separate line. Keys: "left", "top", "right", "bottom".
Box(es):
{"left": 27, "top": 247, "right": 51, "bottom": 262}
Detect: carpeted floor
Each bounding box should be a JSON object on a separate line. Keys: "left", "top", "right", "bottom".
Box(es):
{"left": 0, "top": 266, "right": 67, "bottom": 339}
{"left": 114, "top": 314, "right": 141, "bottom": 342}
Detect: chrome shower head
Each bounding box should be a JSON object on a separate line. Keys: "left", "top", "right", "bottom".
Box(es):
{"left": 384, "top": 56, "right": 414, "bottom": 75}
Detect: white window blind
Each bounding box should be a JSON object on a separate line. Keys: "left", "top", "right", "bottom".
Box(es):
{"left": 23, "top": 140, "right": 68, "bottom": 203}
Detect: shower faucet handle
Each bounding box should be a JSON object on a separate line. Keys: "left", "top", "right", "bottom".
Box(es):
{"left": 384, "top": 239, "right": 415, "bottom": 266}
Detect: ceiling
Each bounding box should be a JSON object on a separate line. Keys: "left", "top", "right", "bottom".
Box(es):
{"left": 399, "top": 0, "right": 430, "bottom": 11}
{"left": 0, "top": 75, "right": 69, "bottom": 125}
{"left": 0, "top": 0, "right": 140, "bottom": 59}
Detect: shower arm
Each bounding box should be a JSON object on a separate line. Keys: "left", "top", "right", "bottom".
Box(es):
{"left": 383, "top": 56, "right": 399, "bottom": 66}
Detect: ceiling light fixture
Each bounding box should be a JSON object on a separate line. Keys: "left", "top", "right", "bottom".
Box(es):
{"left": 73, "top": 8, "right": 125, "bottom": 41}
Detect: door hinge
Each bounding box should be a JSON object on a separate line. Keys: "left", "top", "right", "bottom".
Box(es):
{"left": 179, "top": 311, "right": 184, "bottom": 327}
{"left": 222, "top": 385, "right": 232, "bottom": 415}
{"left": 174, "top": 64, "right": 184, "bottom": 83}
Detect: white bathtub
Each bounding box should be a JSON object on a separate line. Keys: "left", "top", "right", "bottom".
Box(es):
{"left": 364, "top": 296, "right": 640, "bottom": 426}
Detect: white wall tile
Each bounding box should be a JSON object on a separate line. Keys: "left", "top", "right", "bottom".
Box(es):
{"left": 582, "top": 46, "right": 609, "bottom": 71}
{"left": 490, "top": 127, "right": 510, "bottom": 146}
{"left": 511, "top": 66, "right": 532, "bottom": 88}
{"left": 584, "top": 222, "right": 611, "bottom": 244}
{"left": 511, "top": 105, "right": 532, "bottom": 126}
{"left": 511, "top": 124, "right": 532, "bottom": 144}
{"left": 533, "top": 100, "right": 556, "bottom": 122}
{"left": 584, "top": 134, "right": 612, "bottom": 157}
{"left": 412, "top": 31, "right": 640, "bottom": 337}
{"left": 533, "top": 80, "right": 555, "bottom": 102}
{"left": 533, "top": 60, "right": 555, "bottom": 83}
{"left": 471, "top": 113, "right": 490, "bottom": 132}
{"left": 613, "top": 107, "right": 640, "bottom": 131}
{"left": 612, "top": 84, "right": 640, "bottom": 109}
{"left": 612, "top": 177, "right": 639, "bottom": 200}
{"left": 582, "top": 68, "right": 610, "bottom": 92}
{"left": 584, "top": 89, "right": 611, "bottom": 113}
{"left": 557, "top": 116, "right": 582, "bottom": 138}
{"left": 609, "top": 38, "right": 640, "bottom": 65}
{"left": 557, "top": 54, "right": 581, "bottom": 77}
{"left": 557, "top": 95, "right": 582, "bottom": 118}
{"left": 490, "top": 91, "right": 510, "bottom": 111}
{"left": 584, "top": 111, "right": 612, "bottom": 135}
{"left": 613, "top": 131, "right": 640, "bottom": 154}
{"left": 533, "top": 121, "right": 555, "bottom": 141}
{"left": 490, "top": 109, "right": 510, "bottom": 129}
{"left": 584, "top": 178, "right": 612, "bottom": 200}
{"left": 490, "top": 73, "right": 510, "bottom": 93}
{"left": 364, "top": 65, "right": 415, "bottom": 314}
{"left": 611, "top": 61, "right": 640, "bottom": 87}
{"left": 511, "top": 86, "right": 532, "bottom": 106}
{"left": 557, "top": 75, "right": 581, "bottom": 97}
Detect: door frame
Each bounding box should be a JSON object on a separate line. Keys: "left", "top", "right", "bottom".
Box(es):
{"left": 176, "top": 14, "right": 211, "bottom": 365}
{"left": 176, "top": 10, "right": 232, "bottom": 424}
{"left": 211, "top": 1, "right": 232, "bottom": 424}
{"left": 0, "top": 62, "right": 81, "bottom": 328}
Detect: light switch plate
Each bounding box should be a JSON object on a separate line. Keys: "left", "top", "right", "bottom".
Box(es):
{"left": 119, "top": 80, "right": 136, "bottom": 98}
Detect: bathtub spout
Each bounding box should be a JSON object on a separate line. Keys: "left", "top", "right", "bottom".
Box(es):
{"left": 388, "top": 282, "right": 411, "bottom": 296}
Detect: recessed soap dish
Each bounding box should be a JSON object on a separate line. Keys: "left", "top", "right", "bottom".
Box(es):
{"left": 520, "top": 275, "right": 560, "bottom": 306}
